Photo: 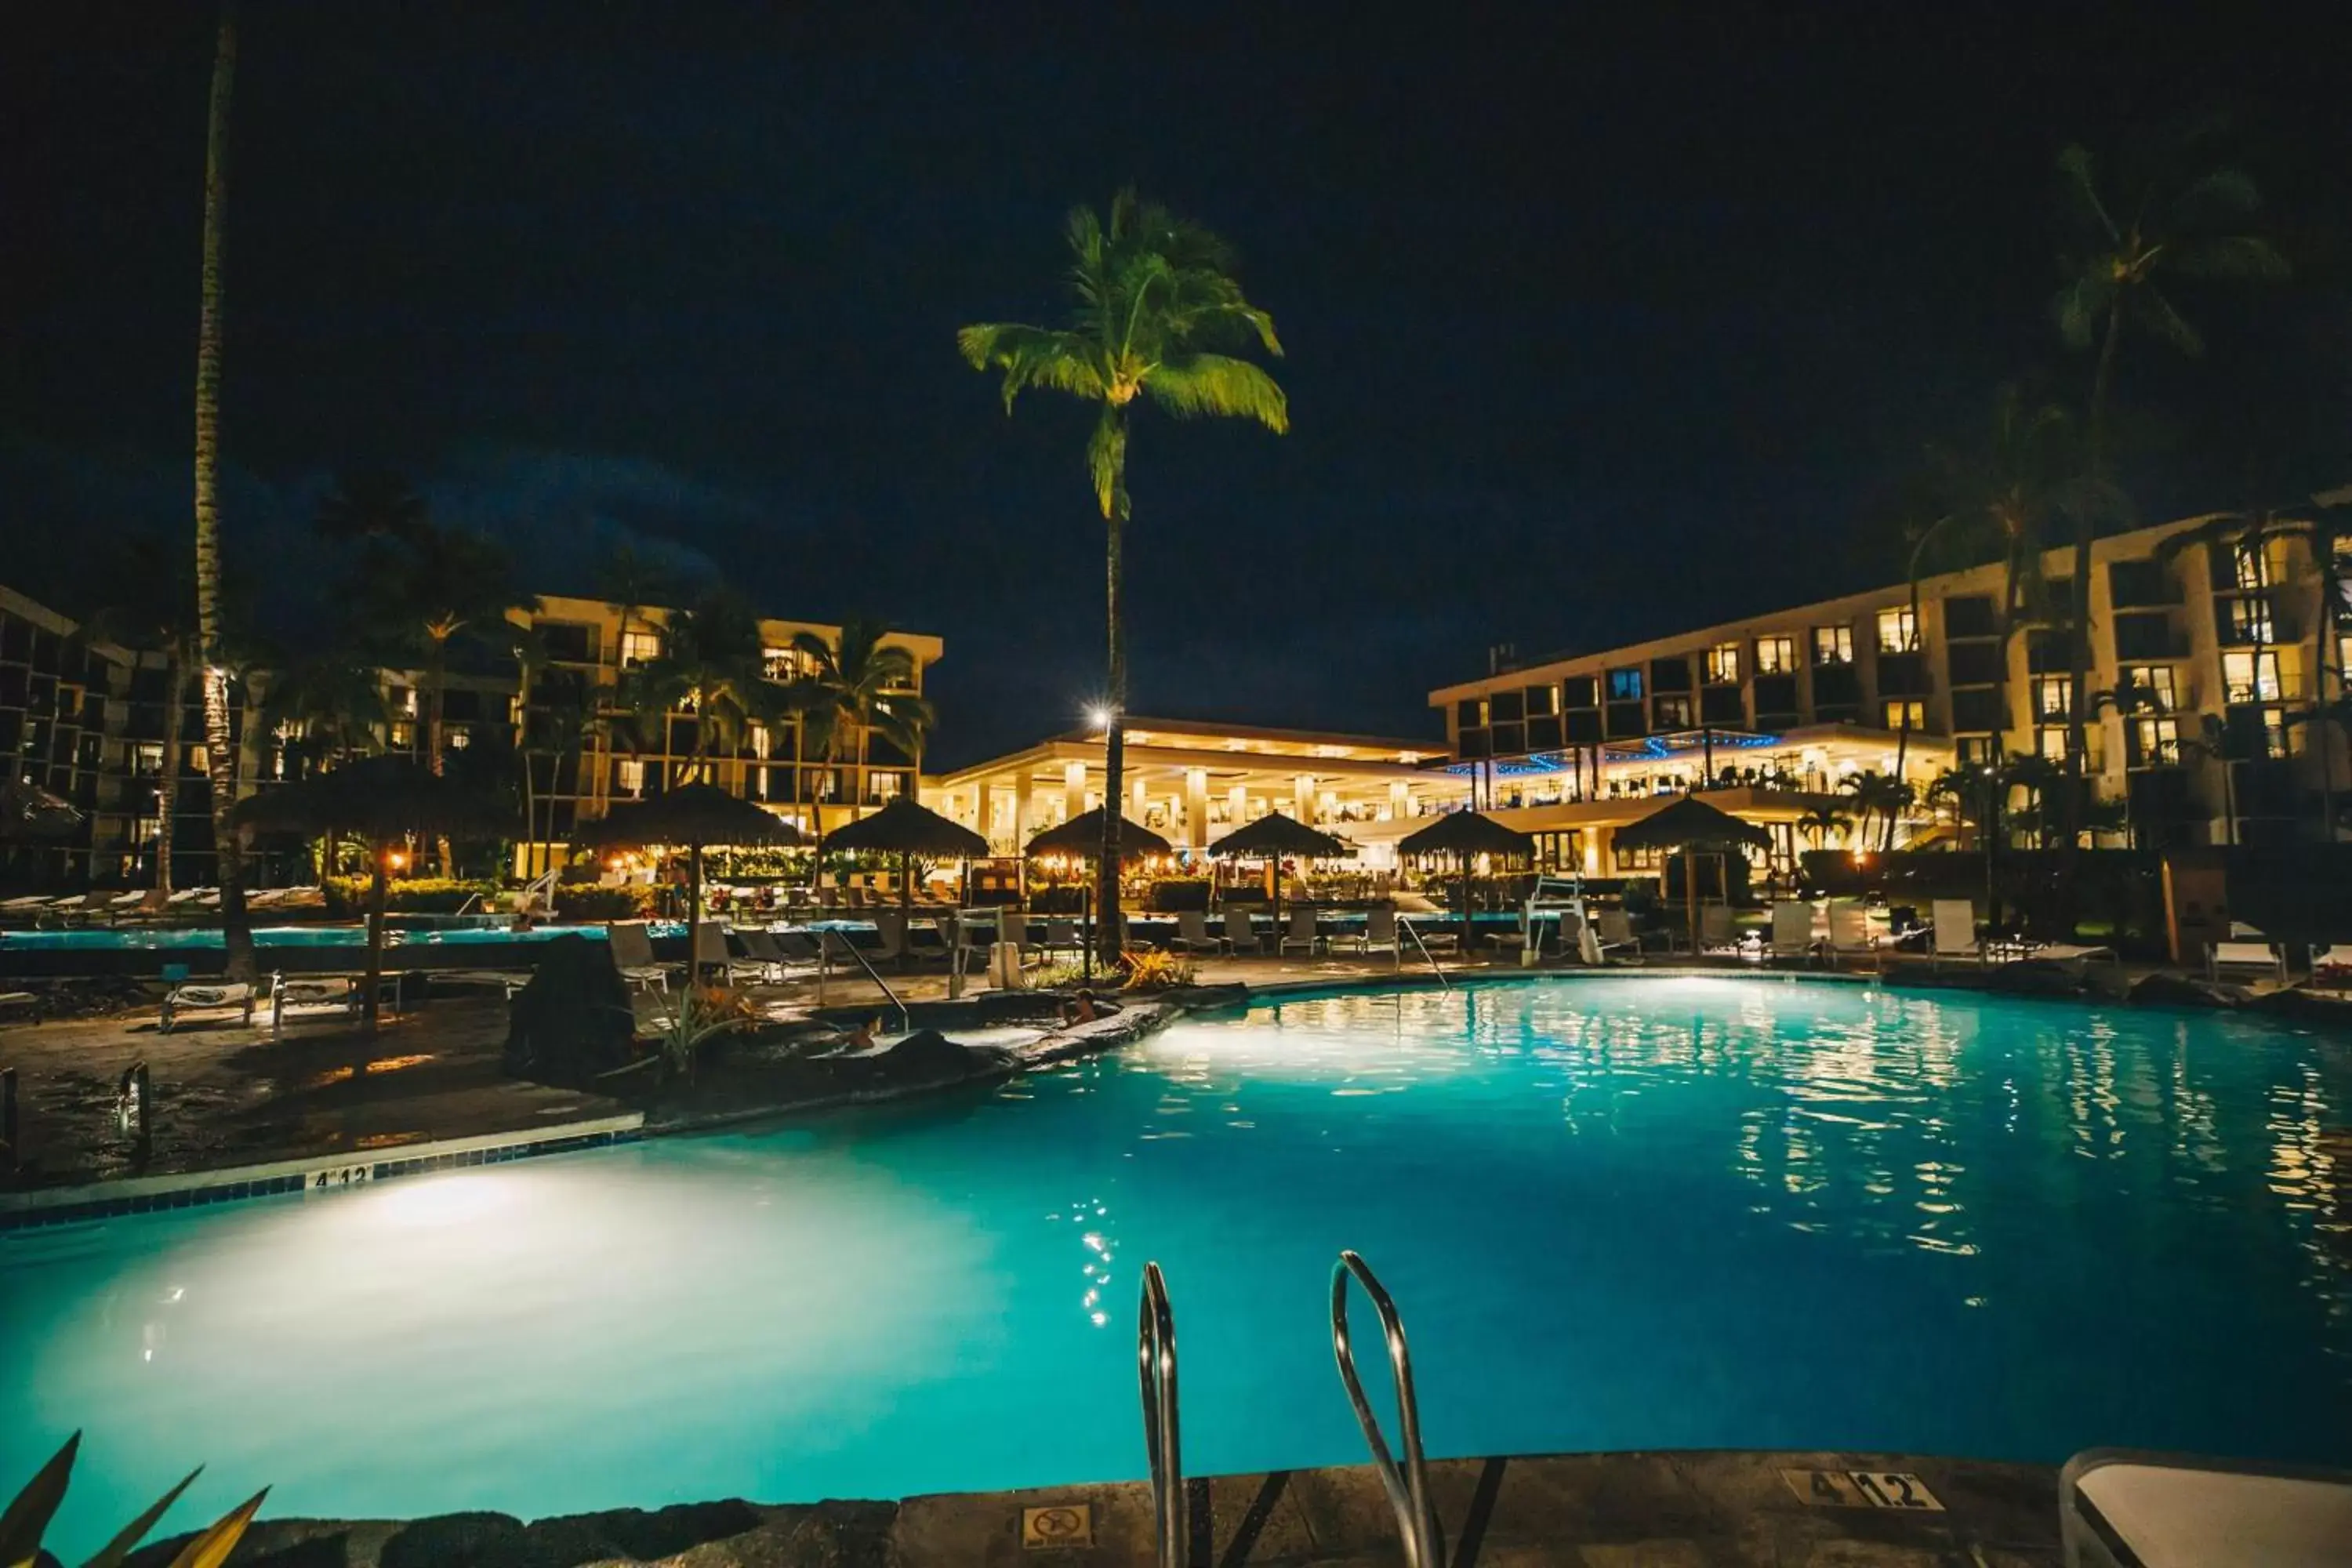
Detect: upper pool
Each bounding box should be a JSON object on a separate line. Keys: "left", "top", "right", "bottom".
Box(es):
{"left": 5, "top": 976, "right": 2347, "bottom": 1555}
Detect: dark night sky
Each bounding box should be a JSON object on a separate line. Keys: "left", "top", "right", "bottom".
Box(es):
{"left": 6, "top": 2, "right": 2350, "bottom": 766}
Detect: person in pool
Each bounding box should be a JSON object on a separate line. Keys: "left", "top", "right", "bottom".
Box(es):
{"left": 1061, "top": 987, "right": 1121, "bottom": 1025}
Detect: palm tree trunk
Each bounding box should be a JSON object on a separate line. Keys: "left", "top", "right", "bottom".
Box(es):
{"left": 1886, "top": 568, "right": 1926, "bottom": 854}
{"left": 192, "top": 5, "right": 253, "bottom": 983}
{"left": 1097, "top": 499, "right": 1127, "bottom": 969}
{"left": 362, "top": 845, "right": 387, "bottom": 1034}
{"left": 2060, "top": 304, "right": 2125, "bottom": 876}
{"left": 154, "top": 647, "right": 187, "bottom": 895}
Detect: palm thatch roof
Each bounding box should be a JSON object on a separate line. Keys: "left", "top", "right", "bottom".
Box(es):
{"left": 1025, "top": 807, "right": 1173, "bottom": 862}
{"left": 1396, "top": 810, "right": 1533, "bottom": 861}
{"left": 575, "top": 783, "right": 804, "bottom": 851}
{"left": 1206, "top": 811, "right": 1355, "bottom": 861}
{"left": 821, "top": 795, "right": 989, "bottom": 858}
{"left": 230, "top": 756, "right": 514, "bottom": 842}
{"left": 1609, "top": 794, "right": 1771, "bottom": 853}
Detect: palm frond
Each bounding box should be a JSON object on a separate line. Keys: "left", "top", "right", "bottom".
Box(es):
{"left": 2050, "top": 270, "right": 2114, "bottom": 350}
{"left": 956, "top": 323, "right": 1107, "bottom": 410}
{"left": 1142, "top": 353, "right": 1290, "bottom": 430}
{"left": 2167, "top": 232, "right": 2288, "bottom": 282}
{"left": 2165, "top": 166, "right": 2264, "bottom": 230}
{"left": 2131, "top": 282, "right": 2205, "bottom": 356}
{"left": 1087, "top": 408, "right": 1129, "bottom": 522}
{"left": 2053, "top": 144, "right": 2122, "bottom": 243}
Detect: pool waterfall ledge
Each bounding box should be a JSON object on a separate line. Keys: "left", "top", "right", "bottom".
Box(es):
{"left": 121, "top": 1449, "right": 2071, "bottom": 1566}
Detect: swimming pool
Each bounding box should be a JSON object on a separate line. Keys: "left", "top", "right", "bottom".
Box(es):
{"left": 5, "top": 976, "right": 2347, "bottom": 1554}
{"left": 0, "top": 920, "right": 880, "bottom": 952}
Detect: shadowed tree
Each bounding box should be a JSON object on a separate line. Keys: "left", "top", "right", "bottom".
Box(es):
{"left": 618, "top": 590, "right": 778, "bottom": 787}
{"left": 789, "top": 617, "right": 934, "bottom": 887}
{"left": 593, "top": 541, "right": 684, "bottom": 670}
{"left": 258, "top": 648, "right": 390, "bottom": 880}
{"left": 2049, "top": 128, "right": 2286, "bottom": 855}
{"left": 960, "top": 190, "right": 1287, "bottom": 962}
{"left": 192, "top": 3, "right": 253, "bottom": 978}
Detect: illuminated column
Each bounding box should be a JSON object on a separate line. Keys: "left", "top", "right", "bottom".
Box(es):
{"left": 1185, "top": 767, "right": 1209, "bottom": 849}
{"left": 1063, "top": 760, "right": 1087, "bottom": 823}
{"left": 1013, "top": 771, "right": 1033, "bottom": 845}
{"left": 1228, "top": 783, "right": 1247, "bottom": 828}
{"left": 1294, "top": 773, "right": 1316, "bottom": 820}
{"left": 1389, "top": 779, "right": 1410, "bottom": 820}
{"left": 1131, "top": 771, "right": 1148, "bottom": 819}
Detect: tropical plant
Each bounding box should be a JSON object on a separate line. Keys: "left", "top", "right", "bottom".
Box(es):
{"left": 517, "top": 670, "right": 608, "bottom": 880}
{"left": 258, "top": 651, "right": 390, "bottom": 776}
{"left": 2, "top": 1428, "right": 266, "bottom": 1568}
{"left": 1119, "top": 948, "right": 1196, "bottom": 992}
{"left": 619, "top": 590, "right": 777, "bottom": 786}
{"left": 789, "top": 616, "right": 933, "bottom": 880}
{"left": 191, "top": 5, "right": 253, "bottom": 982}
{"left": 643, "top": 985, "right": 760, "bottom": 1085}
{"left": 1836, "top": 770, "right": 1912, "bottom": 853}
{"left": 2050, "top": 128, "right": 2287, "bottom": 844}
{"left": 1795, "top": 803, "right": 1851, "bottom": 849}
{"left": 960, "top": 189, "right": 1288, "bottom": 962}
{"left": 593, "top": 541, "right": 682, "bottom": 669}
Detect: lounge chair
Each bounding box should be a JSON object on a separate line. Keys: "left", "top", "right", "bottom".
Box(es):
{"left": 270, "top": 971, "right": 394, "bottom": 1036}
{"left": 1221, "top": 908, "right": 1261, "bottom": 956}
{"left": 1827, "top": 898, "right": 1875, "bottom": 965}
{"left": 1038, "top": 918, "right": 1081, "bottom": 964}
{"left": 773, "top": 928, "right": 823, "bottom": 967}
{"left": 1171, "top": 909, "right": 1223, "bottom": 954}
{"left": 2059, "top": 1447, "right": 2352, "bottom": 1568}
{"left": 1768, "top": 902, "right": 1816, "bottom": 964}
{"left": 2311, "top": 946, "right": 2351, "bottom": 992}
{"left": 1337, "top": 906, "right": 1399, "bottom": 957}
{"left": 0, "top": 894, "right": 52, "bottom": 924}
{"left": 51, "top": 891, "right": 113, "bottom": 927}
{"left": 605, "top": 920, "right": 671, "bottom": 996}
{"left": 160, "top": 978, "right": 257, "bottom": 1033}
{"left": 693, "top": 924, "right": 765, "bottom": 985}
{"left": 869, "top": 909, "right": 910, "bottom": 965}
{"left": 1278, "top": 906, "right": 1322, "bottom": 956}
{"left": 1930, "top": 899, "right": 1980, "bottom": 966}
{"left": 1592, "top": 908, "right": 1643, "bottom": 964}
{"left": 2209, "top": 933, "right": 2285, "bottom": 985}
{"left": 1698, "top": 904, "right": 1737, "bottom": 954}
{"left": 737, "top": 927, "right": 793, "bottom": 982}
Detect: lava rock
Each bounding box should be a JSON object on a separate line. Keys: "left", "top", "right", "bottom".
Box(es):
{"left": 503, "top": 935, "right": 637, "bottom": 1087}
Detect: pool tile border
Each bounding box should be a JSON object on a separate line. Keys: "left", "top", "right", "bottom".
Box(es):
{"left": 0, "top": 1113, "right": 645, "bottom": 1232}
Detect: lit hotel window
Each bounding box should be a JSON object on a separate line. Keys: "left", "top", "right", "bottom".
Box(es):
{"left": 1883, "top": 699, "right": 1925, "bottom": 730}
{"left": 2221, "top": 650, "right": 2281, "bottom": 703}
{"left": 2034, "top": 675, "right": 2071, "bottom": 720}
{"left": 1876, "top": 606, "right": 1917, "bottom": 653}
{"left": 1755, "top": 635, "right": 1795, "bottom": 674}
{"left": 2134, "top": 717, "right": 2181, "bottom": 766}
{"left": 1704, "top": 642, "right": 1740, "bottom": 684}
{"left": 616, "top": 758, "right": 645, "bottom": 797}
{"left": 2122, "top": 664, "right": 2176, "bottom": 710}
{"left": 621, "top": 630, "right": 662, "bottom": 668}
{"left": 1812, "top": 625, "right": 1853, "bottom": 666}
{"left": 1606, "top": 668, "right": 1643, "bottom": 701}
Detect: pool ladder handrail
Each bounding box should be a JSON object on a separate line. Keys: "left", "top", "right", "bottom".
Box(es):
{"left": 1331, "top": 1250, "right": 1441, "bottom": 1568}
{"left": 1137, "top": 1261, "right": 1186, "bottom": 1568}
{"left": 1400, "top": 916, "right": 1450, "bottom": 990}
{"left": 817, "top": 927, "right": 911, "bottom": 1035}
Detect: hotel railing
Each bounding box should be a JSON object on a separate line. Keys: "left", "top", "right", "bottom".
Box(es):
{"left": 1399, "top": 916, "right": 1450, "bottom": 990}
{"left": 816, "top": 930, "right": 909, "bottom": 1035}
{"left": 1330, "top": 1250, "right": 1441, "bottom": 1568}
{"left": 1136, "top": 1261, "right": 1186, "bottom": 1568}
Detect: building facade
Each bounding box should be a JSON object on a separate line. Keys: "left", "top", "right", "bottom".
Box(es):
{"left": 1431, "top": 508, "right": 2352, "bottom": 861}
{"left": 924, "top": 717, "right": 1468, "bottom": 868}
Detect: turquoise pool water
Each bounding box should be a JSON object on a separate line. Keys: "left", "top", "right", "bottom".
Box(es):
{"left": 0, "top": 920, "right": 885, "bottom": 952}
{"left": 5, "top": 976, "right": 2347, "bottom": 1554}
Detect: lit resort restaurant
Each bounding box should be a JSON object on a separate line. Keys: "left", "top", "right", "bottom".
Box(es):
{"left": 926, "top": 714, "right": 1951, "bottom": 887}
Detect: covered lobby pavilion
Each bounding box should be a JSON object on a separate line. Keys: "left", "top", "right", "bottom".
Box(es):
{"left": 920, "top": 717, "right": 1472, "bottom": 868}
{"left": 1468, "top": 722, "right": 1959, "bottom": 880}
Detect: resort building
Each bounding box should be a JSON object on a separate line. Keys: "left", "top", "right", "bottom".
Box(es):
{"left": 1432, "top": 506, "right": 2352, "bottom": 866}
{"left": 505, "top": 595, "right": 942, "bottom": 873}
{"left": 0, "top": 585, "right": 129, "bottom": 884}
{"left": 924, "top": 717, "right": 1468, "bottom": 868}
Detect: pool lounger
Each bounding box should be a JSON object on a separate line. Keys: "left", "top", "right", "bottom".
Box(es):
{"left": 161, "top": 981, "right": 258, "bottom": 1033}
{"left": 270, "top": 972, "right": 403, "bottom": 1035}
{"left": 2060, "top": 1447, "right": 2352, "bottom": 1567}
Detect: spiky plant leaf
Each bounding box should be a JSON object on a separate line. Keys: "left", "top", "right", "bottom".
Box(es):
{"left": 79, "top": 1468, "right": 201, "bottom": 1568}
{"left": 0, "top": 1432, "right": 81, "bottom": 1568}
{"left": 160, "top": 1490, "right": 267, "bottom": 1568}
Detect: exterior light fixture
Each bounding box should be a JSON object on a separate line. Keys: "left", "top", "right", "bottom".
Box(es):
{"left": 1087, "top": 706, "right": 1115, "bottom": 731}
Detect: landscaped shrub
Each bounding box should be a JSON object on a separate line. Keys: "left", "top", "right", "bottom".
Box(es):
{"left": 554, "top": 884, "right": 659, "bottom": 922}
{"left": 325, "top": 877, "right": 498, "bottom": 916}
{"left": 1120, "top": 949, "right": 1196, "bottom": 991}
{"left": 1145, "top": 877, "right": 1210, "bottom": 912}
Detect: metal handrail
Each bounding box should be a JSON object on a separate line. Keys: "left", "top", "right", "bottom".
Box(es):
{"left": 818, "top": 929, "right": 910, "bottom": 1034}
{"left": 1331, "top": 1250, "right": 1440, "bottom": 1568}
{"left": 1400, "top": 916, "right": 1450, "bottom": 991}
{"left": 1137, "top": 1261, "right": 1185, "bottom": 1568}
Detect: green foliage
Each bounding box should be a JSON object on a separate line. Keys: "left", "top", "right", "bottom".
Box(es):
{"left": 2, "top": 1428, "right": 268, "bottom": 1568}
{"left": 1025, "top": 959, "right": 1092, "bottom": 991}
{"left": 324, "top": 877, "right": 497, "bottom": 916}
{"left": 1143, "top": 877, "right": 1210, "bottom": 912}
{"left": 553, "top": 884, "right": 658, "bottom": 921}
{"left": 790, "top": 617, "right": 933, "bottom": 766}
{"left": 1120, "top": 949, "right": 1195, "bottom": 992}
{"left": 644, "top": 985, "right": 762, "bottom": 1083}
{"left": 617, "top": 590, "right": 780, "bottom": 773}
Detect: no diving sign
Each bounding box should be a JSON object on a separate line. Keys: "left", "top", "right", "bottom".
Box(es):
{"left": 1022, "top": 1503, "right": 1095, "bottom": 1549}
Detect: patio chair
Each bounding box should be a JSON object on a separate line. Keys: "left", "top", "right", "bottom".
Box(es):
{"left": 605, "top": 920, "right": 671, "bottom": 996}
{"left": 270, "top": 971, "right": 394, "bottom": 1036}
{"left": 2311, "top": 945, "right": 2351, "bottom": 992}
{"left": 1278, "top": 906, "right": 1322, "bottom": 956}
{"left": 773, "top": 928, "right": 823, "bottom": 966}
{"left": 1171, "top": 909, "right": 1223, "bottom": 954}
{"left": 1039, "top": 917, "right": 1081, "bottom": 963}
{"left": 50, "top": 891, "right": 113, "bottom": 927}
{"left": 1768, "top": 902, "right": 1816, "bottom": 964}
{"left": 1698, "top": 904, "right": 1737, "bottom": 954}
{"left": 160, "top": 978, "right": 257, "bottom": 1033}
{"left": 2058, "top": 1447, "right": 2352, "bottom": 1568}
{"left": 1338, "top": 906, "right": 1399, "bottom": 956}
{"left": 1592, "top": 908, "right": 1644, "bottom": 964}
{"left": 1827, "top": 898, "right": 1875, "bottom": 964}
{"left": 1930, "top": 899, "right": 1980, "bottom": 966}
{"left": 1221, "top": 908, "right": 1262, "bottom": 956}
{"left": 0, "top": 894, "right": 52, "bottom": 924}
{"left": 694, "top": 923, "right": 765, "bottom": 985}
{"left": 737, "top": 927, "right": 793, "bottom": 982}
{"left": 2209, "top": 930, "right": 2285, "bottom": 985}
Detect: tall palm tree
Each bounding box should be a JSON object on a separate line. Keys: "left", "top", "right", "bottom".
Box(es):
{"left": 191, "top": 4, "right": 253, "bottom": 978}
{"left": 619, "top": 590, "right": 776, "bottom": 786}
{"left": 593, "top": 541, "right": 681, "bottom": 670}
{"left": 258, "top": 650, "right": 389, "bottom": 880}
{"left": 2050, "top": 130, "right": 2286, "bottom": 844}
{"left": 2177, "top": 713, "right": 2239, "bottom": 846}
{"left": 960, "top": 190, "right": 1287, "bottom": 961}
{"left": 790, "top": 618, "right": 934, "bottom": 884}
{"left": 1795, "top": 803, "right": 1851, "bottom": 851}
{"left": 517, "top": 673, "right": 608, "bottom": 879}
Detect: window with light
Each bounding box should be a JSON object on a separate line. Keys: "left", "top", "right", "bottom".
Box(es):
{"left": 1812, "top": 625, "right": 1853, "bottom": 666}
{"left": 620, "top": 630, "right": 662, "bottom": 668}
{"left": 1875, "top": 607, "right": 1917, "bottom": 653}
{"left": 2122, "top": 664, "right": 2176, "bottom": 710}
{"left": 2221, "top": 650, "right": 2281, "bottom": 703}
{"left": 1882, "top": 699, "right": 1926, "bottom": 730}
{"left": 1755, "top": 635, "right": 1795, "bottom": 674}
{"left": 2034, "top": 674, "right": 2072, "bottom": 720}
{"left": 1704, "top": 642, "right": 1740, "bottom": 684}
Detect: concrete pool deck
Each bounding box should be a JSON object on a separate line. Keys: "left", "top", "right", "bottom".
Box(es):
{"left": 134, "top": 1449, "right": 2070, "bottom": 1565}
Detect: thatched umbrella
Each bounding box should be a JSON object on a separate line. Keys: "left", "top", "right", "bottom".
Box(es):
{"left": 1207, "top": 811, "right": 1355, "bottom": 932}
{"left": 231, "top": 757, "right": 514, "bottom": 1031}
{"left": 1609, "top": 794, "right": 1770, "bottom": 954}
{"left": 822, "top": 795, "right": 989, "bottom": 915}
{"left": 1024, "top": 806, "right": 1172, "bottom": 864}
{"left": 1397, "top": 810, "right": 1534, "bottom": 948}
{"left": 0, "top": 779, "right": 81, "bottom": 843}
{"left": 576, "top": 783, "right": 804, "bottom": 982}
